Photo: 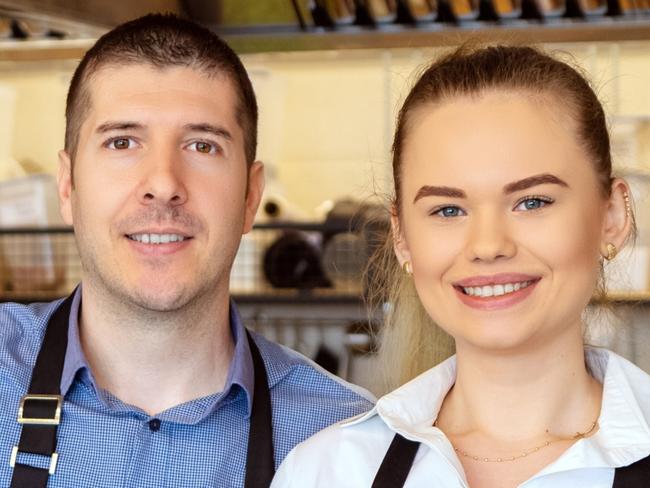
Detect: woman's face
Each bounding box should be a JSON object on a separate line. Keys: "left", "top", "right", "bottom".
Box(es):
{"left": 394, "top": 90, "right": 614, "bottom": 354}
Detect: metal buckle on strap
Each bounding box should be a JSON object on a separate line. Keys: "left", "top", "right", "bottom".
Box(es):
{"left": 10, "top": 446, "right": 59, "bottom": 475}
{"left": 17, "top": 394, "right": 63, "bottom": 425}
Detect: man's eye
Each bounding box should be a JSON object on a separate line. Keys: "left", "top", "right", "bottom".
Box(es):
{"left": 514, "top": 197, "right": 553, "bottom": 211}
{"left": 106, "top": 138, "right": 135, "bottom": 150}
{"left": 188, "top": 141, "right": 218, "bottom": 154}
{"left": 432, "top": 206, "right": 465, "bottom": 218}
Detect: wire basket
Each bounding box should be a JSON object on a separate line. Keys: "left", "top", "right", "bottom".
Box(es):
{"left": 0, "top": 221, "right": 378, "bottom": 302}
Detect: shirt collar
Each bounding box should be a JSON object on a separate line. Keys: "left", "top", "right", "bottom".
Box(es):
{"left": 344, "top": 347, "right": 650, "bottom": 474}
{"left": 538, "top": 348, "right": 650, "bottom": 473}
{"left": 60, "top": 287, "right": 256, "bottom": 419}
{"left": 60, "top": 286, "right": 88, "bottom": 394}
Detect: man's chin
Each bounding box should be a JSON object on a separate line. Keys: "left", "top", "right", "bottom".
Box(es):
{"left": 128, "top": 288, "right": 195, "bottom": 313}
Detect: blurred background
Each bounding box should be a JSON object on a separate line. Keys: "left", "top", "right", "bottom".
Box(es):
{"left": 0, "top": 0, "right": 649, "bottom": 394}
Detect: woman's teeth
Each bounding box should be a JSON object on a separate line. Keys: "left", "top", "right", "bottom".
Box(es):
{"left": 462, "top": 281, "right": 533, "bottom": 297}
{"left": 128, "top": 233, "right": 186, "bottom": 244}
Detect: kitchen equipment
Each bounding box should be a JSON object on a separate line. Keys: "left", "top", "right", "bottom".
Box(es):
{"left": 567, "top": 0, "right": 607, "bottom": 15}
{"left": 522, "top": 0, "right": 566, "bottom": 17}
{"left": 263, "top": 231, "right": 330, "bottom": 288}
{"left": 321, "top": 232, "right": 367, "bottom": 288}
{"left": 440, "top": 0, "right": 481, "bottom": 20}
{"left": 321, "top": 199, "right": 390, "bottom": 293}
{"left": 355, "top": 0, "right": 399, "bottom": 24}
{"left": 483, "top": 0, "right": 523, "bottom": 19}
{"left": 311, "top": 0, "right": 357, "bottom": 26}
{"left": 0, "top": 17, "right": 11, "bottom": 38}
{"left": 607, "top": 0, "right": 645, "bottom": 15}
{"left": 398, "top": 0, "right": 438, "bottom": 21}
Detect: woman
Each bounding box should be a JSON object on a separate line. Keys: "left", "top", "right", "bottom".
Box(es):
{"left": 272, "top": 45, "right": 650, "bottom": 487}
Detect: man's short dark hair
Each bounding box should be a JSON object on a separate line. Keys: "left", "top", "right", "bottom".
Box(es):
{"left": 65, "top": 13, "right": 258, "bottom": 164}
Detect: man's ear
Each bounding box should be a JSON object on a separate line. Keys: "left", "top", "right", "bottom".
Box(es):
{"left": 243, "top": 161, "right": 265, "bottom": 234}
{"left": 57, "top": 150, "right": 74, "bottom": 225}
{"left": 600, "top": 178, "right": 633, "bottom": 258}
{"left": 391, "top": 207, "right": 411, "bottom": 269}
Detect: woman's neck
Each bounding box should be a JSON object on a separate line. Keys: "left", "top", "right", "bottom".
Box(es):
{"left": 438, "top": 328, "right": 602, "bottom": 444}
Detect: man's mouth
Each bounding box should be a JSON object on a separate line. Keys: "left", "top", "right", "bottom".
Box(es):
{"left": 127, "top": 233, "right": 190, "bottom": 244}
{"left": 459, "top": 280, "right": 535, "bottom": 298}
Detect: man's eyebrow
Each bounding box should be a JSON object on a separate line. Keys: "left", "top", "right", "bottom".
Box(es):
{"left": 95, "top": 121, "right": 144, "bottom": 133}
{"left": 184, "top": 123, "right": 232, "bottom": 141}
{"left": 503, "top": 174, "right": 569, "bottom": 194}
{"left": 413, "top": 186, "right": 466, "bottom": 203}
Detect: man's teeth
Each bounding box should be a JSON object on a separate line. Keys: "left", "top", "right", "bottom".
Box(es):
{"left": 129, "top": 233, "right": 186, "bottom": 244}
{"left": 462, "top": 281, "right": 533, "bottom": 297}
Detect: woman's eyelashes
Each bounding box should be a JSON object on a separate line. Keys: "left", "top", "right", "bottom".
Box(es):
{"left": 430, "top": 205, "right": 466, "bottom": 218}
{"left": 427, "top": 196, "right": 554, "bottom": 218}
{"left": 513, "top": 195, "right": 554, "bottom": 212}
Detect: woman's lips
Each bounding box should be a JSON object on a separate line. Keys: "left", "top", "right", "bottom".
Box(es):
{"left": 453, "top": 277, "right": 541, "bottom": 311}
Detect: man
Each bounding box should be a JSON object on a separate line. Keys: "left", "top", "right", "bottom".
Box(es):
{"left": 0, "top": 14, "right": 373, "bottom": 488}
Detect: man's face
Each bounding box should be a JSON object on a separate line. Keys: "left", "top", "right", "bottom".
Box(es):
{"left": 58, "top": 64, "right": 263, "bottom": 312}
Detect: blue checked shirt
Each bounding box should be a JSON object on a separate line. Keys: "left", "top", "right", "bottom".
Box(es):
{"left": 0, "top": 289, "right": 374, "bottom": 487}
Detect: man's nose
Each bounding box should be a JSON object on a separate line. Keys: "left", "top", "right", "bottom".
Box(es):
{"left": 137, "top": 146, "right": 188, "bottom": 206}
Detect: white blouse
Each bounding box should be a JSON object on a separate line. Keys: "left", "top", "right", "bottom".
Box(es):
{"left": 272, "top": 348, "right": 650, "bottom": 487}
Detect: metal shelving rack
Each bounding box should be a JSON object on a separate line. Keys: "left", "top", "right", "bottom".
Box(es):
{"left": 0, "top": 223, "right": 368, "bottom": 304}
{"left": 1, "top": 225, "right": 648, "bottom": 305}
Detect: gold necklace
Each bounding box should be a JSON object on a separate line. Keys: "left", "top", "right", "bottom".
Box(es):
{"left": 434, "top": 419, "right": 599, "bottom": 463}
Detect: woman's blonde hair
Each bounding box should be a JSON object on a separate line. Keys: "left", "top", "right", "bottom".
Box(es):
{"left": 368, "top": 44, "right": 635, "bottom": 392}
{"left": 366, "top": 233, "right": 455, "bottom": 392}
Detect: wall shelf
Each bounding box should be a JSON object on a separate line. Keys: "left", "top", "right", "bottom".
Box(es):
{"left": 596, "top": 292, "right": 650, "bottom": 304}
{"left": 1, "top": 16, "right": 650, "bottom": 62}
{"left": 219, "top": 17, "right": 650, "bottom": 54}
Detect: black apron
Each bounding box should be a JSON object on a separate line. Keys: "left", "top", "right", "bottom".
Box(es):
{"left": 9, "top": 293, "right": 275, "bottom": 488}
{"left": 372, "top": 433, "right": 650, "bottom": 487}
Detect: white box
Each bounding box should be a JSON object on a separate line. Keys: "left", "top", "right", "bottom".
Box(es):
{"left": 0, "top": 174, "right": 66, "bottom": 292}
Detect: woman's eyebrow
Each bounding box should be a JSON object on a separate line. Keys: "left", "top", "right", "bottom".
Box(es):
{"left": 413, "top": 186, "right": 466, "bottom": 203}
{"left": 504, "top": 174, "right": 569, "bottom": 194}
{"left": 413, "top": 173, "right": 569, "bottom": 204}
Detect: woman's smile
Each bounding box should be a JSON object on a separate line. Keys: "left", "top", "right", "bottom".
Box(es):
{"left": 452, "top": 274, "right": 542, "bottom": 311}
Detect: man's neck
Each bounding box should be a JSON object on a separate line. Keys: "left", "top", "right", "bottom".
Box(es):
{"left": 77, "top": 282, "right": 235, "bottom": 415}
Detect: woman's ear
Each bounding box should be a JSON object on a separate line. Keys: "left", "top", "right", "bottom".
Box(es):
{"left": 600, "top": 178, "right": 634, "bottom": 259}
{"left": 391, "top": 207, "right": 412, "bottom": 269}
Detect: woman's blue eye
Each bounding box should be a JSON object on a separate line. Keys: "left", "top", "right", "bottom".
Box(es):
{"left": 516, "top": 197, "right": 552, "bottom": 211}
{"left": 434, "top": 206, "right": 465, "bottom": 218}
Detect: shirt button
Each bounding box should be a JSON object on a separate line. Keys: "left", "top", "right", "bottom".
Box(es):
{"left": 148, "top": 418, "right": 161, "bottom": 432}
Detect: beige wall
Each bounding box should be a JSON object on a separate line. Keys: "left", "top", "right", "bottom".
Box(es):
{"left": 0, "top": 42, "right": 649, "bottom": 216}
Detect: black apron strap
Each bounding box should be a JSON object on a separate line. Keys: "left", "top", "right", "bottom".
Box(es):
{"left": 10, "top": 463, "right": 51, "bottom": 488}
{"left": 613, "top": 454, "right": 650, "bottom": 487}
{"left": 373, "top": 433, "right": 650, "bottom": 488}
{"left": 372, "top": 433, "right": 420, "bottom": 488}
{"left": 9, "top": 295, "right": 276, "bottom": 488}
{"left": 10, "top": 292, "right": 75, "bottom": 488}
{"left": 244, "top": 329, "right": 276, "bottom": 488}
